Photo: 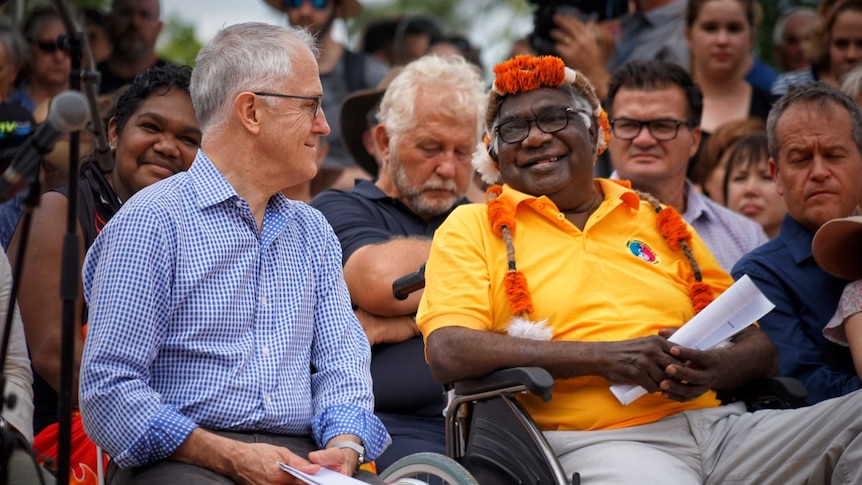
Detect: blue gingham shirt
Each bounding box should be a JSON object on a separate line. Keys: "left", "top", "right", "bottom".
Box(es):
{"left": 79, "top": 151, "right": 389, "bottom": 468}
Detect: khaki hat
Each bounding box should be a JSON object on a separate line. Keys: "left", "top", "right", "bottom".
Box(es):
{"left": 339, "top": 66, "right": 403, "bottom": 177}
{"left": 812, "top": 215, "right": 862, "bottom": 280}
{"left": 263, "top": 0, "right": 362, "bottom": 19}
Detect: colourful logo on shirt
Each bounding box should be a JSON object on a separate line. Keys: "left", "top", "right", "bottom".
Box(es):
{"left": 628, "top": 240, "right": 658, "bottom": 264}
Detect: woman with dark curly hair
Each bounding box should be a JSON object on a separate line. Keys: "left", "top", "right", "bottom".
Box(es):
{"left": 6, "top": 62, "right": 200, "bottom": 480}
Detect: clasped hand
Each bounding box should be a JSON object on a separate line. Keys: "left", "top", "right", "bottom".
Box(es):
{"left": 605, "top": 330, "right": 721, "bottom": 402}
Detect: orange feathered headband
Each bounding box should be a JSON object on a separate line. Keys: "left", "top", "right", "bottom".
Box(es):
{"left": 472, "top": 55, "right": 610, "bottom": 184}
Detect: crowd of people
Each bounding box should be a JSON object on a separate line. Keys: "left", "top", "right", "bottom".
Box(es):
{"left": 0, "top": 0, "right": 861, "bottom": 484}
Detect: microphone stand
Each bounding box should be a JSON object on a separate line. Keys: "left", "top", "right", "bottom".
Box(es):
{"left": 52, "top": 1, "right": 105, "bottom": 482}
{"left": 0, "top": 1, "right": 101, "bottom": 481}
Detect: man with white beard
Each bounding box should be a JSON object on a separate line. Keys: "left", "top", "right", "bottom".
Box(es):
{"left": 311, "top": 54, "right": 485, "bottom": 472}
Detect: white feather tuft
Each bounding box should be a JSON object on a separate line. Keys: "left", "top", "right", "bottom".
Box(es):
{"left": 506, "top": 316, "right": 553, "bottom": 341}
{"left": 471, "top": 139, "right": 501, "bottom": 185}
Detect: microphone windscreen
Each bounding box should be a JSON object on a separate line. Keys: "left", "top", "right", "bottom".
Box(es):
{"left": 48, "top": 90, "right": 90, "bottom": 133}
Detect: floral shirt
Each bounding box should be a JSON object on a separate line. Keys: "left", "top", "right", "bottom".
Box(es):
{"left": 824, "top": 280, "right": 862, "bottom": 345}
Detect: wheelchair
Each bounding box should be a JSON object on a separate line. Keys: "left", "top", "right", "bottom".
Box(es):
{"left": 380, "top": 268, "right": 809, "bottom": 485}
{"left": 379, "top": 366, "right": 808, "bottom": 485}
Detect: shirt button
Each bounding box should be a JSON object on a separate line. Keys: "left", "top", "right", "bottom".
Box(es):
{"left": 265, "top": 394, "right": 271, "bottom": 404}
{"left": 556, "top": 213, "right": 565, "bottom": 220}
{"left": 261, "top": 296, "right": 267, "bottom": 305}
{"left": 234, "top": 200, "right": 242, "bottom": 207}
{"left": 537, "top": 203, "right": 545, "bottom": 210}
{"left": 262, "top": 347, "right": 269, "bottom": 356}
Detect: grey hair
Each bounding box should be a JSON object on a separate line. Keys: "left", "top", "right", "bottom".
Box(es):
{"left": 377, "top": 55, "right": 486, "bottom": 149}
{"left": 0, "top": 17, "right": 28, "bottom": 70}
{"left": 772, "top": 7, "right": 815, "bottom": 46}
{"left": 767, "top": 81, "right": 862, "bottom": 162}
{"left": 190, "top": 22, "right": 318, "bottom": 132}
{"left": 488, "top": 85, "right": 595, "bottom": 158}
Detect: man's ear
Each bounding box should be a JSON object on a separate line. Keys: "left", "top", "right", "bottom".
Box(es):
{"left": 235, "top": 92, "right": 262, "bottom": 134}
{"left": 373, "top": 124, "right": 391, "bottom": 164}
{"left": 688, "top": 126, "right": 702, "bottom": 159}
{"left": 769, "top": 157, "right": 785, "bottom": 197}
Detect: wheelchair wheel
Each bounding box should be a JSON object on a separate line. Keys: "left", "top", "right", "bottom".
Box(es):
{"left": 379, "top": 452, "right": 479, "bottom": 485}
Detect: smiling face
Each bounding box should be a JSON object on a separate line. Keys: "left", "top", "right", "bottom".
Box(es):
{"left": 109, "top": 87, "right": 201, "bottom": 202}
{"left": 493, "top": 87, "right": 597, "bottom": 208}
{"left": 686, "top": 0, "right": 754, "bottom": 78}
{"left": 259, "top": 47, "right": 331, "bottom": 189}
{"left": 771, "top": 101, "right": 862, "bottom": 233}
{"left": 608, "top": 86, "right": 701, "bottom": 196}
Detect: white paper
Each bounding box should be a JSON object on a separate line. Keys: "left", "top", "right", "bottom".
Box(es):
{"left": 277, "top": 462, "right": 366, "bottom": 485}
{"left": 609, "top": 275, "right": 774, "bottom": 405}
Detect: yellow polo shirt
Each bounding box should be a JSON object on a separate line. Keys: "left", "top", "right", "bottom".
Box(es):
{"left": 418, "top": 179, "right": 732, "bottom": 431}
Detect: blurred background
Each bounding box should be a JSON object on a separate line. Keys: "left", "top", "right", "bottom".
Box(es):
{"left": 2, "top": 0, "right": 821, "bottom": 81}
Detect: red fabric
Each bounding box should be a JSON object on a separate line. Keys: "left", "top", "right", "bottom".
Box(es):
{"left": 33, "top": 412, "right": 107, "bottom": 484}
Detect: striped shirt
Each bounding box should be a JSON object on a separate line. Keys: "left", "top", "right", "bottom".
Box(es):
{"left": 79, "top": 151, "right": 389, "bottom": 467}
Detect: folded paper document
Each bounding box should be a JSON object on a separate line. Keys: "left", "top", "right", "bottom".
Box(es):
{"left": 609, "top": 275, "right": 775, "bottom": 406}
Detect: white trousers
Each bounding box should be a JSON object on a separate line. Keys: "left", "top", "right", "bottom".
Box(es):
{"left": 545, "top": 388, "right": 862, "bottom": 484}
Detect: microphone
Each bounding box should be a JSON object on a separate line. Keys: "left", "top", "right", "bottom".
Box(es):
{"left": 0, "top": 90, "right": 89, "bottom": 201}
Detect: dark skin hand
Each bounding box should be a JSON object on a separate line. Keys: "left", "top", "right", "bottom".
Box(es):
{"left": 657, "top": 326, "right": 779, "bottom": 402}
{"left": 426, "top": 324, "right": 777, "bottom": 402}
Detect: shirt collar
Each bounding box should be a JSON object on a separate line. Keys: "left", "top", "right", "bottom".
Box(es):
{"left": 779, "top": 214, "right": 815, "bottom": 263}
{"left": 682, "top": 180, "right": 712, "bottom": 223}
{"left": 189, "top": 150, "right": 240, "bottom": 210}
{"left": 352, "top": 179, "right": 390, "bottom": 200}
{"left": 498, "top": 179, "right": 641, "bottom": 212}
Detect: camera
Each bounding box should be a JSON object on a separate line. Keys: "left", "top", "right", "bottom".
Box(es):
{"left": 528, "top": 0, "right": 629, "bottom": 56}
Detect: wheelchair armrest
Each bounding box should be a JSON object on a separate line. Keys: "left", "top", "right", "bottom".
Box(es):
{"left": 453, "top": 367, "right": 554, "bottom": 402}
{"left": 715, "top": 376, "right": 808, "bottom": 410}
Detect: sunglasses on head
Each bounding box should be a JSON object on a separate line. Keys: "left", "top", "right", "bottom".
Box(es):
{"left": 283, "top": 0, "right": 329, "bottom": 10}
{"left": 35, "top": 39, "right": 63, "bottom": 54}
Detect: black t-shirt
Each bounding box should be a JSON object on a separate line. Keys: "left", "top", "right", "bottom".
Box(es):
{"left": 97, "top": 58, "right": 168, "bottom": 95}
{"left": 32, "top": 163, "right": 121, "bottom": 432}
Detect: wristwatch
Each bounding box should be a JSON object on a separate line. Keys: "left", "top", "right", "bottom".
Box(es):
{"left": 330, "top": 440, "right": 366, "bottom": 464}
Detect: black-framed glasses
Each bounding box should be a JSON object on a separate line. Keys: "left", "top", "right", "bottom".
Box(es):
{"left": 495, "top": 107, "right": 585, "bottom": 144}
{"left": 253, "top": 92, "right": 322, "bottom": 119}
{"left": 283, "top": 0, "right": 329, "bottom": 10}
{"left": 609, "top": 118, "right": 691, "bottom": 141}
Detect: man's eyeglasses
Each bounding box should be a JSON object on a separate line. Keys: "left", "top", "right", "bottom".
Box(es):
{"left": 495, "top": 107, "right": 586, "bottom": 144}
{"left": 609, "top": 118, "right": 691, "bottom": 141}
{"left": 282, "top": 0, "right": 329, "bottom": 10}
{"left": 253, "top": 92, "right": 322, "bottom": 119}
{"left": 35, "top": 39, "right": 63, "bottom": 54}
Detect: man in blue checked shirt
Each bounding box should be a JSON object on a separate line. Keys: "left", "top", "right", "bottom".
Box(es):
{"left": 78, "top": 22, "right": 389, "bottom": 484}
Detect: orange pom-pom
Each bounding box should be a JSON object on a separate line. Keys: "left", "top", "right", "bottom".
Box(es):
{"left": 656, "top": 207, "right": 691, "bottom": 251}
{"left": 504, "top": 271, "right": 534, "bottom": 315}
{"left": 493, "top": 55, "right": 566, "bottom": 95}
{"left": 487, "top": 197, "right": 516, "bottom": 237}
{"left": 690, "top": 282, "right": 714, "bottom": 314}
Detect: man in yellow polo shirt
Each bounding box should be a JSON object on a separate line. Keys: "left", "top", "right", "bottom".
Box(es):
{"left": 417, "top": 55, "right": 862, "bottom": 483}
